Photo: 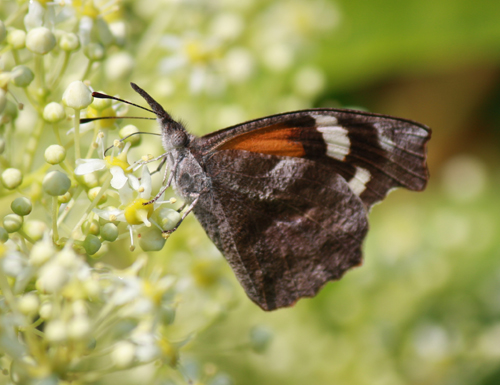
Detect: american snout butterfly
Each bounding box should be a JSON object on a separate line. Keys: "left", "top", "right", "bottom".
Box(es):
{"left": 93, "top": 83, "right": 431, "bottom": 311}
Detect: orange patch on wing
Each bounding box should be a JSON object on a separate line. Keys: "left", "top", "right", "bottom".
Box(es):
{"left": 218, "top": 125, "right": 306, "bottom": 157}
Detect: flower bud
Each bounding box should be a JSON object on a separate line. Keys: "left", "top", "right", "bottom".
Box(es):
{"left": 1, "top": 100, "right": 19, "bottom": 123}
{"left": 0, "top": 20, "right": 5, "bottom": 44}
{"left": 58, "top": 191, "right": 72, "bottom": 204}
{"left": 11, "top": 197, "right": 32, "bottom": 216}
{"left": 44, "top": 144, "right": 66, "bottom": 165}
{"left": 0, "top": 89, "right": 6, "bottom": 115}
{"left": 11, "top": 65, "right": 35, "bottom": 88}
{"left": 90, "top": 92, "right": 112, "bottom": 110}
{"left": 0, "top": 227, "right": 8, "bottom": 243}
{"left": 1, "top": 168, "right": 23, "bottom": 189}
{"left": 155, "top": 208, "right": 181, "bottom": 231}
{"left": 250, "top": 326, "right": 273, "bottom": 353}
{"left": 37, "top": 262, "right": 69, "bottom": 293}
{"left": 101, "top": 223, "right": 119, "bottom": 242}
{"left": 138, "top": 227, "right": 166, "bottom": 251}
{"left": 105, "top": 52, "right": 134, "bottom": 80}
{"left": 26, "top": 27, "right": 56, "bottom": 55}
{"left": 43, "top": 102, "right": 66, "bottom": 123}
{"left": 112, "top": 341, "right": 136, "bottom": 368}
{"left": 87, "top": 187, "right": 107, "bottom": 204}
{"left": 7, "top": 29, "right": 26, "bottom": 49}
{"left": 62, "top": 81, "right": 93, "bottom": 109}
{"left": 45, "top": 320, "right": 68, "bottom": 343}
{"left": 119, "top": 125, "right": 142, "bottom": 147}
{"left": 30, "top": 239, "right": 55, "bottom": 266}
{"left": 83, "top": 234, "right": 101, "bottom": 255}
{"left": 18, "top": 293, "right": 40, "bottom": 316}
{"left": 68, "top": 316, "right": 91, "bottom": 340}
{"left": 3, "top": 214, "right": 23, "bottom": 233}
{"left": 82, "top": 219, "right": 100, "bottom": 236}
{"left": 39, "top": 302, "right": 53, "bottom": 319}
{"left": 59, "top": 32, "right": 80, "bottom": 51}
{"left": 42, "top": 170, "right": 71, "bottom": 196}
{"left": 23, "top": 220, "right": 47, "bottom": 241}
{"left": 84, "top": 42, "right": 105, "bottom": 61}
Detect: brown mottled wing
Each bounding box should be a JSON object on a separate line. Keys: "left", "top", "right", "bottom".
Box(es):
{"left": 193, "top": 151, "right": 369, "bottom": 311}
{"left": 195, "top": 109, "right": 431, "bottom": 209}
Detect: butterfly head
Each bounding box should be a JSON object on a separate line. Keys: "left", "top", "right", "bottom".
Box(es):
{"left": 130, "top": 82, "right": 189, "bottom": 151}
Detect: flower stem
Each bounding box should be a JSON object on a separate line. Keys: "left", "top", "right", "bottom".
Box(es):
{"left": 52, "top": 196, "right": 59, "bottom": 243}
{"left": 23, "top": 118, "right": 44, "bottom": 172}
{"left": 74, "top": 109, "right": 81, "bottom": 161}
{"left": 70, "top": 173, "right": 112, "bottom": 238}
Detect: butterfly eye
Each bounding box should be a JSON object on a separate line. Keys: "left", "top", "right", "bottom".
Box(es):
{"left": 171, "top": 130, "right": 188, "bottom": 148}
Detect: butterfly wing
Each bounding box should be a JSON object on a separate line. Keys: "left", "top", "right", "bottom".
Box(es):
{"left": 195, "top": 109, "right": 431, "bottom": 208}
{"left": 189, "top": 109, "right": 430, "bottom": 310}
{"left": 193, "top": 151, "right": 368, "bottom": 311}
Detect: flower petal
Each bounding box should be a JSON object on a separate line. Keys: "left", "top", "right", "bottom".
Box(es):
{"left": 110, "top": 166, "right": 127, "bottom": 189}
{"left": 140, "top": 167, "right": 152, "bottom": 199}
{"left": 74, "top": 159, "right": 106, "bottom": 175}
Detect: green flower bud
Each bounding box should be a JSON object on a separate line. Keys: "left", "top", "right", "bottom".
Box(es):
{"left": 101, "top": 222, "right": 118, "bottom": 242}
{"left": 59, "top": 32, "right": 80, "bottom": 51}
{"left": 3, "top": 214, "right": 23, "bottom": 233}
{"left": 138, "top": 227, "right": 166, "bottom": 251}
{"left": 11, "top": 65, "right": 34, "bottom": 88}
{"left": 83, "top": 234, "right": 101, "bottom": 255}
{"left": 18, "top": 293, "right": 40, "bottom": 316}
{"left": 57, "top": 191, "right": 72, "bottom": 204}
{"left": 250, "top": 326, "right": 273, "bottom": 353}
{"left": 0, "top": 227, "right": 9, "bottom": 242}
{"left": 0, "top": 88, "right": 6, "bottom": 115}
{"left": 11, "top": 197, "right": 32, "bottom": 216}
{"left": 119, "top": 124, "right": 142, "bottom": 147}
{"left": 26, "top": 27, "right": 56, "bottom": 55}
{"left": 23, "top": 220, "right": 47, "bottom": 241}
{"left": 62, "top": 81, "right": 93, "bottom": 109}
{"left": 7, "top": 29, "right": 26, "bottom": 49}
{"left": 44, "top": 144, "right": 66, "bottom": 165}
{"left": 42, "top": 170, "right": 71, "bottom": 196}
{"left": 84, "top": 42, "right": 105, "bottom": 61}
{"left": 1, "top": 100, "right": 19, "bottom": 123}
{"left": 90, "top": 92, "right": 112, "bottom": 110}
{"left": 155, "top": 208, "right": 181, "bottom": 231}
{"left": 82, "top": 219, "right": 100, "bottom": 236}
{"left": 43, "top": 102, "right": 66, "bottom": 123}
{"left": 0, "top": 20, "right": 5, "bottom": 44}
{"left": 87, "top": 187, "right": 107, "bottom": 204}
{"left": 80, "top": 172, "right": 99, "bottom": 189}
{"left": 1, "top": 168, "right": 23, "bottom": 189}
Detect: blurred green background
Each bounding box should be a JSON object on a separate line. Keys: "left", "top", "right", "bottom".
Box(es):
{"left": 3, "top": 0, "right": 500, "bottom": 383}
{"left": 159, "top": 1, "right": 500, "bottom": 385}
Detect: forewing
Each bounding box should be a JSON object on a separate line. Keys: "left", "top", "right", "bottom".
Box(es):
{"left": 193, "top": 109, "right": 431, "bottom": 208}
{"left": 193, "top": 151, "right": 369, "bottom": 311}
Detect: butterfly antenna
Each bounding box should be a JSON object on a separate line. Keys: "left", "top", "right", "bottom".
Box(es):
{"left": 130, "top": 82, "right": 173, "bottom": 121}
{"left": 80, "top": 116, "right": 156, "bottom": 124}
{"left": 92, "top": 91, "right": 156, "bottom": 115}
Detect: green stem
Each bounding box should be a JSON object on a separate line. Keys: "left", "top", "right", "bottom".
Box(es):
{"left": 5, "top": 2, "right": 29, "bottom": 26}
{"left": 52, "top": 124, "right": 62, "bottom": 146}
{"left": 70, "top": 173, "right": 112, "bottom": 238}
{"left": 73, "top": 109, "right": 81, "bottom": 161}
{"left": 50, "top": 51, "right": 71, "bottom": 90}
{"left": 34, "top": 54, "right": 46, "bottom": 89}
{"left": 23, "top": 118, "right": 45, "bottom": 172}
{"left": 57, "top": 186, "right": 83, "bottom": 227}
{"left": 81, "top": 60, "right": 94, "bottom": 81}
{"left": 0, "top": 266, "right": 17, "bottom": 313}
{"left": 85, "top": 124, "right": 100, "bottom": 159}
{"left": 17, "top": 229, "right": 35, "bottom": 245}
{"left": 52, "top": 196, "right": 59, "bottom": 243}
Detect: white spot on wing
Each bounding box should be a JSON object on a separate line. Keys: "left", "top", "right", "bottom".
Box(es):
{"left": 348, "top": 167, "right": 371, "bottom": 196}
{"left": 311, "top": 114, "right": 338, "bottom": 126}
{"left": 316, "top": 125, "right": 350, "bottom": 161}
{"left": 374, "top": 123, "right": 396, "bottom": 152}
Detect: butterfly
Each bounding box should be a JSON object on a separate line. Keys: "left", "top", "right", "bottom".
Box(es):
{"left": 95, "top": 83, "right": 431, "bottom": 311}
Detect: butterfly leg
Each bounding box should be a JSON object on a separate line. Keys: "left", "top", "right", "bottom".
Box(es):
{"left": 150, "top": 156, "right": 167, "bottom": 177}
{"left": 162, "top": 193, "right": 200, "bottom": 237}
{"left": 144, "top": 158, "right": 179, "bottom": 206}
